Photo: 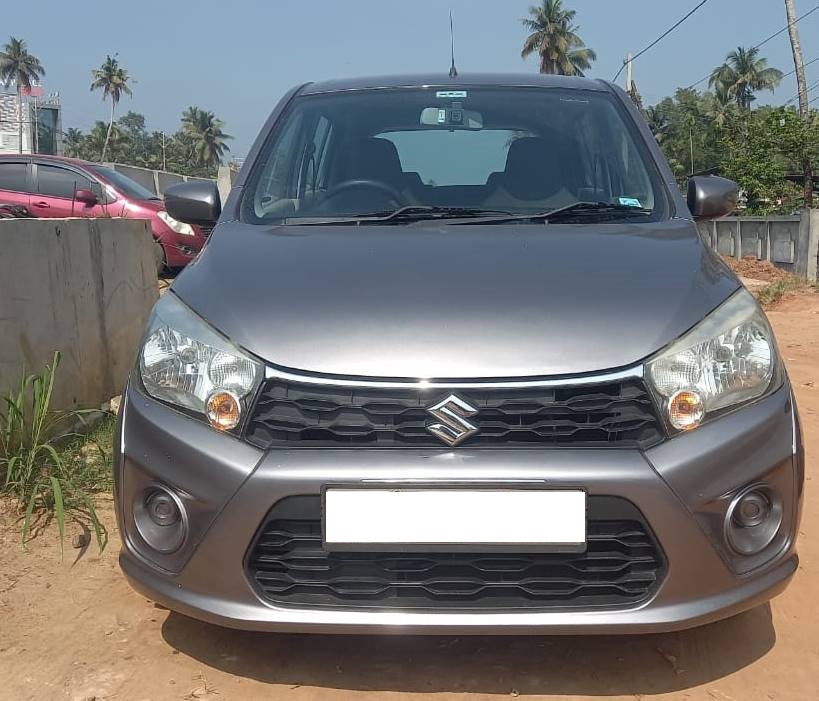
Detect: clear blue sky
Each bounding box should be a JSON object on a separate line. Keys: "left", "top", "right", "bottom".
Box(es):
{"left": 3, "top": 0, "right": 816, "bottom": 156}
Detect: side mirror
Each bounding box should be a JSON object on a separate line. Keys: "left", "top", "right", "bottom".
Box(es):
{"left": 164, "top": 180, "right": 221, "bottom": 226}
{"left": 687, "top": 176, "right": 738, "bottom": 220}
{"left": 74, "top": 189, "right": 98, "bottom": 206}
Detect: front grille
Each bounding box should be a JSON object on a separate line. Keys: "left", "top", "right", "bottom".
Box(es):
{"left": 247, "top": 496, "right": 664, "bottom": 610}
{"left": 244, "top": 375, "right": 663, "bottom": 449}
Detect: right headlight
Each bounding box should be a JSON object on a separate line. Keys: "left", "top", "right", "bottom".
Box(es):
{"left": 646, "top": 289, "right": 780, "bottom": 432}
{"left": 138, "top": 293, "right": 262, "bottom": 431}
{"left": 157, "top": 210, "right": 196, "bottom": 236}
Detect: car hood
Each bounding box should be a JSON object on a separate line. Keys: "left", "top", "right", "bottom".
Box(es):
{"left": 172, "top": 219, "right": 739, "bottom": 379}
{"left": 127, "top": 197, "right": 164, "bottom": 213}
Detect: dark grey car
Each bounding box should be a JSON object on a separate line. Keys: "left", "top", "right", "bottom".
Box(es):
{"left": 115, "top": 74, "right": 803, "bottom": 634}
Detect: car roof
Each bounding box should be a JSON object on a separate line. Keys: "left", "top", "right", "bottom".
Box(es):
{"left": 299, "top": 72, "right": 612, "bottom": 95}
{"left": 0, "top": 153, "right": 93, "bottom": 168}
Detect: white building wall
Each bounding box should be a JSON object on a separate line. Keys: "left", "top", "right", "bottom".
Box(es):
{"left": 0, "top": 92, "right": 60, "bottom": 155}
{"left": 0, "top": 93, "right": 33, "bottom": 153}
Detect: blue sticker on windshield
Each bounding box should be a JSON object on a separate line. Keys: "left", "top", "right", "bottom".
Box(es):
{"left": 618, "top": 197, "right": 643, "bottom": 208}
{"left": 436, "top": 90, "right": 467, "bottom": 98}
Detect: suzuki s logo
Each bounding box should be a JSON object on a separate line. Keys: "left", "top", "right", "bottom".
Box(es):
{"left": 426, "top": 394, "right": 479, "bottom": 447}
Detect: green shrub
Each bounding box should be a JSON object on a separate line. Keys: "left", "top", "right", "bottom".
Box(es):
{"left": 756, "top": 276, "right": 819, "bottom": 306}
{"left": 0, "top": 352, "right": 107, "bottom": 552}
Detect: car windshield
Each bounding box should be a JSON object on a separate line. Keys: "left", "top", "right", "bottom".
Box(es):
{"left": 88, "top": 165, "right": 159, "bottom": 201}
{"left": 242, "top": 86, "right": 665, "bottom": 224}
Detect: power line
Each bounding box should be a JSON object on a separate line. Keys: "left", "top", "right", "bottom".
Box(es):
{"left": 613, "top": 0, "right": 712, "bottom": 82}
{"left": 786, "top": 76, "right": 819, "bottom": 105}
{"left": 685, "top": 3, "right": 819, "bottom": 90}
{"left": 782, "top": 57, "right": 819, "bottom": 106}
{"left": 782, "top": 55, "right": 819, "bottom": 80}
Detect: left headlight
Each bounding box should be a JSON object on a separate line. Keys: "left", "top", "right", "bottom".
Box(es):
{"left": 157, "top": 210, "right": 196, "bottom": 236}
{"left": 139, "top": 293, "right": 262, "bottom": 431}
{"left": 646, "top": 289, "right": 779, "bottom": 432}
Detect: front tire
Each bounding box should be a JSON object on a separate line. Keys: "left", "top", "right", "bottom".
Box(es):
{"left": 153, "top": 240, "right": 167, "bottom": 276}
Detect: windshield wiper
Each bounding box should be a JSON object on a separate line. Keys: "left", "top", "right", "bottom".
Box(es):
{"left": 448, "top": 201, "right": 654, "bottom": 225}
{"left": 283, "top": 206, "right": 513, "bottom": 226}
{"left": 281, "top": 202, "right": 652, "bottom": 226}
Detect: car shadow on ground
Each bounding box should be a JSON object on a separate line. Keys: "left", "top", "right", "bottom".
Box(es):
{"left": 161, "top": 604, "right": 775, "bottom": 695}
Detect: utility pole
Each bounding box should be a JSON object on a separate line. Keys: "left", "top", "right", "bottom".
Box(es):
{"left": 625, "top": 52, "right": 633, "bottom": 93}
{"left": 689, "top": 121, "right": 695, "bottom": 176}
{"left": 32, "top": 96, "right": 38, "bottom": 154}
{"left": 161, "top": 130, "right": 167, "bottom": 171}
{"left": 624, "top": 52, "right": 643, "bottom": 109}
{"left": 785, "top": 0, "right": 813, "bottom": 207}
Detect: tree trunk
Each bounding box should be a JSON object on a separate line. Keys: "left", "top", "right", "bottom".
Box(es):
{"left": 16, "top": 86, "right": 23, "bottom": 154}
{"left": 539, "top": 51, "right": 555, "bottom": 75}
{"left": 785, "top": 0, "right": 813, "bottom": 207}
{"left": 101, "top": 98, "right": 114, "bottom": 162}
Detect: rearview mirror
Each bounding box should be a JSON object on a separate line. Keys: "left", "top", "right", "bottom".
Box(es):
{"left": 420, "top": 106, "right": 483, "bottom": 129}
{"left": 74, "top": 189, "right": 98, "bottom": 206}
{"left": 687, "top": 176, "right": 738, "bottom": 221}
{"left": 164, "top": 180, "right": 221, "bottom": 226}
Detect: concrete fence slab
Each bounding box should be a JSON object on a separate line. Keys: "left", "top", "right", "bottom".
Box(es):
{"left": 698, "top": 211, "right": 819, "bottom": 281}
{"left": 103, "top": 162, "right": 220, "bottom": 197}
{"left": 0, "top": 218, "right": 158, "bottom": 412}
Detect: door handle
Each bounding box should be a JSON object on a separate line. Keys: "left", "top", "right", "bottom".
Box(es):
{"left": 32, "top": 201, "right": 50, "bottom": 208}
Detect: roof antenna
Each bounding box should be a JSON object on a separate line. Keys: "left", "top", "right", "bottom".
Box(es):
{"left": 449, "top": 11, "right": 458, "bottom": 78}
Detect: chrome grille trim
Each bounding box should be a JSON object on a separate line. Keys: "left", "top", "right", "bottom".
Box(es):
{"left": 263, "top": 364, "right": 645, "bottom": 391}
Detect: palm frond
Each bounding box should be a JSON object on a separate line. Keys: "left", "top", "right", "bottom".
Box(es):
{"left": 519, "top": 0, "right": 595, "bottom": 75}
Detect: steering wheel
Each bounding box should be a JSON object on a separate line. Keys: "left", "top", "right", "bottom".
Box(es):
{"left": 322, "top": 179, "right": 403, "bottom": 206}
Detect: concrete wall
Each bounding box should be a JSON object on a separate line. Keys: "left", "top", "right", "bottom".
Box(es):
{"left": 698, "top": 211, "right": 819, "bottom": 280}
{"left": 216, "top": 165, "right": 235, "bottom": 207}
{"left": 0, "top": 218, "right": 158, "bottom": 412}
{"left": 104, "top": 162, "right": 214, "bottom": 197}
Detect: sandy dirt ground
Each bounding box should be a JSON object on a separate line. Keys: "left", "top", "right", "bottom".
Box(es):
{"left": 1, "top": 293, "right": 818, "bottom": 701}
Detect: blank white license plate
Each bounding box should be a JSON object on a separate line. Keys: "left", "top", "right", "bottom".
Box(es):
{"left": 323, "top": 489, "right": 586, "bottom": 551}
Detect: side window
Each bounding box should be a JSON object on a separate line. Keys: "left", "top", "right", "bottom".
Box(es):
{"left": 254, "top": 112, "right": 304, "bottom": 216}
{"left": 87, "top": 179, "right": 106, "bottom": 201}
{"left": 574, "top": 111, "right": 611, "bottom": 199}
{"left": 37, "top": 165, "right": 92, "bottom": 199}
{"left": 382, "top": 130, "right": 514, "bottom": 186}
{"left": 301, "top": 115, "right": 334, "bottom": 196}
{"left": 0, "top": 162, "right": 29, "bottom": 192}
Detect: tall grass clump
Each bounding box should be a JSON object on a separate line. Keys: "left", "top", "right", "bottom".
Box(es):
{"left": 0, "top": 352, "right": 107, "bottom": 552}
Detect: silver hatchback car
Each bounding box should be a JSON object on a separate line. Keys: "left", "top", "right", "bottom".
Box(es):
{"left": 115, "top": 74, "right": 803, "bottom": 634}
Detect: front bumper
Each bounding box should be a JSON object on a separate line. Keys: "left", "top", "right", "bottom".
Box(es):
{"left": 154, "top": 224, "right": 207, "bottom": 267}
{"left": 115, "top": 380, "right": 803, "bottom": 634}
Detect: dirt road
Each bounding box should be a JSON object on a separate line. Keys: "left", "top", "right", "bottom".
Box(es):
{"left": 1, "top": 294, "right": 817, "bottom": 701}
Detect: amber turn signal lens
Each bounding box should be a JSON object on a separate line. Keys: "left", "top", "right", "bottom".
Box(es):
{"left": 206, "top": 390, "right": 241, "bottom": 430}
{"left": 668, "top": 389, "right": 705, "bottom": 431}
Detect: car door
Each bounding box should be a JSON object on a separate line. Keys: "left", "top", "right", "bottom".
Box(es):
{"left": 31, "top": 163, "right": 106, "bottom": 218}
{"left": 0, "top": 159, "right": 32, "bottom": 212}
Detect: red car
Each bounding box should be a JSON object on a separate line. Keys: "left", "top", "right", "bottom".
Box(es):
{"left": 0, "top": 154, "right": 208, "bottom": 269}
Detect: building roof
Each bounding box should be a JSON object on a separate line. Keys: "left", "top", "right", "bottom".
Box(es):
{"left": 299, "top": 73, "right": 612, "bottom": 95}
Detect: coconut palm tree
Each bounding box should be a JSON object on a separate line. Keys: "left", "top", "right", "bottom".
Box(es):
{"left": 709, "top": 47, "right": 783, "bottom": 110}
{"left": 643, "top": 105, "right": 671, "bottom": 145}
{"left": 62, "top": 127, "right": 85, "bottom": 158}
{"left": 785, "top": 0, "right": 812, "bottom": 207}
{"left": 0, "top": 37, "right": 45, "bottom": 154}
{"left": 90, "top": 55, "right": 132, "bottom": 162}
{"left": 520, "top": 0, "right": 596, "bottom": 76}
{"left": 86, "top": 120, "right": 126, "bottom": 162}
{"left": 180, "top": 106, "right": 232, "bottom": 166}
{"left": 704, "top": 86, "right": 736, "bottom": 128}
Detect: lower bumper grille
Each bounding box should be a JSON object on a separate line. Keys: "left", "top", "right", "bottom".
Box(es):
{"left": 247, "top": 496, "right": 665, "bottom": 611}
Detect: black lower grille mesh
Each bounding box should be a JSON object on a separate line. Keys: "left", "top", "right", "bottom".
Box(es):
{"left": 244, "top": 376, "right": 662, "bottom": 448}
{"left": 247, "top": 496, "right": 664, "bottom": 611}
